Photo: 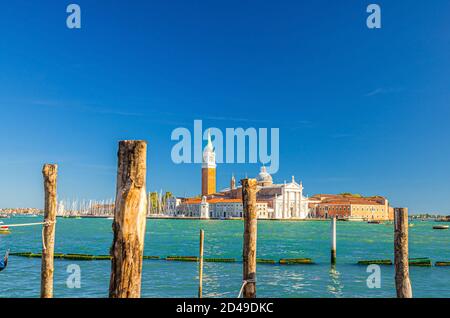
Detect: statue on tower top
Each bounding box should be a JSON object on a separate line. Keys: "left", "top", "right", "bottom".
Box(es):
{"left": 230, "top": 173, "right": 236, "bottom": 190}
{"left": 202, "top": 129, "right": 216, "bottom": 169}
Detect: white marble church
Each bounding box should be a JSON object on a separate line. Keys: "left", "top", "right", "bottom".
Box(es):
{"left": 255, "top": 169, "right": 309, "bottom": 219}
{"left": 167, "top": 130, "right": 311, "bottom": 219}
{"left": 214, "top": 166, "right": 310, "bottom": 219}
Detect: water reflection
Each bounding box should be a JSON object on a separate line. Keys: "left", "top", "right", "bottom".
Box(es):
{"left": 328, "top": 265, "right": 344, "bottom": 297}
{"left": 203, "top": 263, "right": 241, "bottom": 298}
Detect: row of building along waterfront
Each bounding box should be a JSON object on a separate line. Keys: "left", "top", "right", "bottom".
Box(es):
{"left": 166, "top": 131, "right": 394, "bottom": 221}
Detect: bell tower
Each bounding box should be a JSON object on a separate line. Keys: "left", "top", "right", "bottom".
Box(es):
{"left": 201, "top": 129, "right": 216, "bottom": 196}
{"left": 230, "top": 174, "right": 236, "bottom": 190}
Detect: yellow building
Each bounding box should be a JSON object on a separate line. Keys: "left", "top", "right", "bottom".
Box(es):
{"left": 310, "top": 194, "right": 393, "bottom": 221}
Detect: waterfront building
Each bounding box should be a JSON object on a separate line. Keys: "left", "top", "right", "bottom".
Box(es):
{"left": 169, "top": 133, "right": 394, "bottom": 221}
{"left": 208, "top": 168, "right": 310, "bottom": 219}
{"left": 166, "top": 197, "right": 182, "bottom": 216}
{"left": 200, "top": 196, "right": 209, "bottom": 219}
{"left": 172, "top": 133, "right": 310, "bottom": 219}
{"left": 175, "top": 197, "right": 269, "bottom": 219}
{"left": 310, "top": 194, "right": 394, "bottom": 221}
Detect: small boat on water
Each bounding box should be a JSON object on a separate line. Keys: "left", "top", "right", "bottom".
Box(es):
{"left": 0, "top": 226, "right": 10, "bottom": 235}
{"left": 368, "top": 220, "right": 381, "bottom": 224}
{"left": 433, "top": 225, "right": 449, "bottom": 230}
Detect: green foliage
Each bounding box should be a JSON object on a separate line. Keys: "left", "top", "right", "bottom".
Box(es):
{"left": 149, "top": 192, "right": 159, "bottom": 213}
{"left": 148, "top": 191, "right": 174, "bottom": 213}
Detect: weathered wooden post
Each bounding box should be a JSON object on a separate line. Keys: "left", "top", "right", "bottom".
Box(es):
{"left": 241, "top": 178, "right": 257, "bottom": 298}
{"left": 331, "top": 217, "right": 337, "bottom": 264}
{"left": 394, "top": 208, "right": 413, "bottom": 298}
{"left": 198, "top": 229, "right": 204, "bottom": 298}
{"left": 41, "top": 164, "right": 58, "bottom": 298}
{"left": 109, "top": 140, "right": 148, "bottom": 298}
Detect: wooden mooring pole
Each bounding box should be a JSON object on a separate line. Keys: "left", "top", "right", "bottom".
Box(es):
{"left": 198, "top": 229, "right": 204, "bottom": 298}
{"left": 41, "top": 164, "right": 58, "bottom": 298}
{"left": 331, "top": 217, "right": 337, "bottom": 264}
{"left": 241, "top": 178, "right": 257, "bottom": 298}
{"left": 394, "top": 207, "right": 413, "bottom": 298}
{"left": 109, "top": 140, "right": 148, "bottom": 298}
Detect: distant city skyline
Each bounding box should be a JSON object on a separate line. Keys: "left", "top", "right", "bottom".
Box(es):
{"left": 0, "top": 1, "right": 449, "bottom": 214}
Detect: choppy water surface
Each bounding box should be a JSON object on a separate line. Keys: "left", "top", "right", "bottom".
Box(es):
{"left": 0, "top": 217, "right": 449, "bottom": 298}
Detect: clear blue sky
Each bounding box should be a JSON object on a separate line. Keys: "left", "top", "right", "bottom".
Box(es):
{"left": 0, "top": 1, "right": 449, "bottom": 214}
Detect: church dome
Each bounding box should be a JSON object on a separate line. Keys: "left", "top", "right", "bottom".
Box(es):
{"left": 256, "top": 166, "right": 273, "bottom": 186}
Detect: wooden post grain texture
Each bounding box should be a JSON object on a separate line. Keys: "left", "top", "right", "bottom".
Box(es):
{"left": 198, "top": 229, "right": 204, "bottom": 298}
{"left": 394, "top": 208, "right": 413, "bottom": 298}
{"left": 41, "top": 164, "right": 58, "bottom": 298}
{"left": 241, "top": 178, "right": 258, "bottom": 298}
{"left": 109, "top": 140, "right": 148, "bottom": 298}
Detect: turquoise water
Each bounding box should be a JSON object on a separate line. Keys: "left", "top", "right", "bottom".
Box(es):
{"left": 0, "top": 216, "right": 449, "bottom": 298}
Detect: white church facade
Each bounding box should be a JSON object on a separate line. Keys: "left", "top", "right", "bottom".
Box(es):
{"left": 168, "top": 130, "right": 311, "bottom": 219}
